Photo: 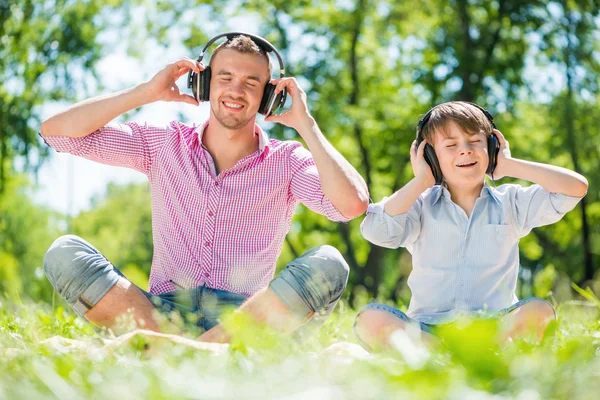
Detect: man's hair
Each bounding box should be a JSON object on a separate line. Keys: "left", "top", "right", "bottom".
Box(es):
{"left": 210, "top": 35, "right": 273, "bottom": 77}
{"left": 420, "top": 101, "right": 493, "bottom": 145}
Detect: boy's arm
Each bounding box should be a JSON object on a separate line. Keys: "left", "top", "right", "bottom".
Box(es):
{"left": 41, "top": 58, "right": 201, "bottom": 138}
{"left": 491, "top": 130, "right": 588, "bottom": 197}
{"left": 382, "top": 140, "right": 436, "bottom": 216}
{"left": 360, "top": 140, "right": 433, "bottom": 249}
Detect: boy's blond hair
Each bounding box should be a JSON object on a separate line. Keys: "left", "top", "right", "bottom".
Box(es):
{"left": 420, "top": 101, "right": 493, "bottom": 145}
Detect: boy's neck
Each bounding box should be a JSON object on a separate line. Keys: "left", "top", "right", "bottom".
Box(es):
{"left": 446, "top": 181, "right": 485, "bottom": 218}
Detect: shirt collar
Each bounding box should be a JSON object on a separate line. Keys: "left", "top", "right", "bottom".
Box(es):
{"left": 430, "top": 182, "right": 500, "bottom": 205}
{"left": 193, "top": 121, "right": 271, "bottom": 155}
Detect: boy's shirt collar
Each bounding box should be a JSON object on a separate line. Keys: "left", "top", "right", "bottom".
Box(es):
{"left": 431, "top": 182, "right": 501, "bottom": 206}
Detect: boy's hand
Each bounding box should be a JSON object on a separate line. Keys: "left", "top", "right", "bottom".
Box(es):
{"left": 411, "top": 140, "right": 435, "bottom": 188}
{"left": 489, "top": 129, "right": 512, "bottom": 179}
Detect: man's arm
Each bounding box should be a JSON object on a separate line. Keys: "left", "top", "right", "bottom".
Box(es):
{"left": 491, "top": 130, "right": 588, "bottom": 197}
{"left": 265, "top": 78, "right": 369, "bottom": 219}
{"left": 40, "top": 58, "right": 202, "bottom": 138}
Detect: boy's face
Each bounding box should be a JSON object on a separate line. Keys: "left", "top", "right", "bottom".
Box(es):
{"left": 209, "top": 48, "right": 271, "bottom": 130}
{"left": 432, "top": 121, "right": 489, "bottom": 187}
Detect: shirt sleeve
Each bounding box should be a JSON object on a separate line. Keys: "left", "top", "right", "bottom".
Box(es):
{"left": 511, "top": 184, "right": 583, "bottom": 237}
{"left": 39, "top": 121, "right": 175, "bottom": 176}
{"left": 360, "top": 196, "right": 423, "bottom": 249}
{"left": 288, "top": 143, "right": 351, "bottom": 223}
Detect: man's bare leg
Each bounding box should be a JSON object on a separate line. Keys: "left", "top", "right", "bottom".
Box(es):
{"left": 84, "top": 277, "right": 162, "bottom": 333}
{"left": 198, "top": 287, "right": 311, "bottom": 343}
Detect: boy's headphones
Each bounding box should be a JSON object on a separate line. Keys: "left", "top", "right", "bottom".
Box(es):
{"left": 415, "top": 102, "right": 500, "bottom": 185}
{"left": 187, "top": 32, "right": 288, "bottom": 116}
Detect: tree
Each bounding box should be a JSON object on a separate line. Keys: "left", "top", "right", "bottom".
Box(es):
{"left": 0, "top": 0, "right": 134, "bottom": 190}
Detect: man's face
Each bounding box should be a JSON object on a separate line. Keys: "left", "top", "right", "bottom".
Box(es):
{"left": 209, "top": 48, "right": 271, "bottom": 130}
{"left": 432, "top": 121, "right": 489, "bottom": 187}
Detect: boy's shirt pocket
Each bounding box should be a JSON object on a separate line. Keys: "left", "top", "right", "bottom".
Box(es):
{"left": 471, "top": 224, "right": 517, "bottom": 267}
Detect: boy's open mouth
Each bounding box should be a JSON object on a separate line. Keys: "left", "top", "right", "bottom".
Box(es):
{"left": 456, "top": 161, "right": 477, "bottom": 168}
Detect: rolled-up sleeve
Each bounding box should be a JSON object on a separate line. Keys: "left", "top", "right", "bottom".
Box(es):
{"left": 360, "top": 197, "right": 422, "bottom": 248}
{"left": 289, "top": 144, "right": 350, "bottom": 223}
{"left": 512, "top": 184, "right": 583, "bottom": 237}
{"left": 40, "top": 121, "right": 174, "bottom": 176}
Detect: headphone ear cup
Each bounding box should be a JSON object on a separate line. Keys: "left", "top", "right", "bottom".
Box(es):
{"left": 487, "top": 132, "right": 500, "bottom": 175}
{"left": 197, "top": 66, "right": 211, "bottom": 102}
{"left": 259, "top": 83, "right": 283, "bottom": 116}
{"left": 423, "top": 143, "right": 443, "bottom": 185}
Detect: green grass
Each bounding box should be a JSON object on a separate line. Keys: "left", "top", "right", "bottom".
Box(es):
{"left": 1, "top": 299, "right": 599, "bottom": 400}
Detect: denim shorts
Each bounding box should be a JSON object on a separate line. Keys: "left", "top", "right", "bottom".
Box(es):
{"left": 356, "top": 297, "right": 556, "bottom": 337}
{"left": 43, "top": 235, "right": 349, "bottom": 333}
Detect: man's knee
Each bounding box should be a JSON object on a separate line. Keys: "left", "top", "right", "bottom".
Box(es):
{"left": 43, "top": 235, "right": 96, "bottom": 292}
{"left": 271, "top": 244, "right": 349, "bottom": 316}
{"left": 300, "top": 244, "right": 349, "bottom": 300}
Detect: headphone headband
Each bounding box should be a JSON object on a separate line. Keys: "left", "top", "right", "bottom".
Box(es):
{"left": 417, "top": 101, "right": 496, "bottom": 134}
{"left": 196, "top": 32, "right": 285, "bottom": 78}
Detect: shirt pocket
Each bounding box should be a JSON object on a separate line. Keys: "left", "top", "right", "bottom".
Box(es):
{"left": 471, "top": 224, "right": 514, "bottom": 266}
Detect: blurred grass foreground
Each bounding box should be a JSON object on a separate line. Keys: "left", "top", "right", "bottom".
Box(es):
{"left": 1, "top": 297, "right": 600, "bottom": 400}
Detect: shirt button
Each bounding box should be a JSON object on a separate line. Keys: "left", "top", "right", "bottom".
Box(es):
{"left": 214, "top": 181, "right": 219, "bottom": 187}
{"left": 460, "top": 281, "right": 465, "bottom": 287}
{"left": 205, "top": 241, "right": 211, "bottom": 247}
{"left": 204, "top": 272, "right": 210, "bottom": 278}
{"left": 208, "top": 211, "right": 214, "bottom": 217}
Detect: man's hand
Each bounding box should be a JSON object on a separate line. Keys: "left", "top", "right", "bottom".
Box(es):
{"left": 411, "top": 140, "right": 436, "bottom": 188}
{"left": 264, "top": 77, "right": 313, "bottom": 133}
{"left": 488, "top": 129, "right": 512, "bottom": 180}
{"left": 146, "top": 58, "right": 202, "bottom": 106}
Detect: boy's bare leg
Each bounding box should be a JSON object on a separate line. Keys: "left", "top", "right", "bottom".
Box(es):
{"left": 499, "top": 300, "right": 556, "bottom": 343}
{"left": 354, "top": 310, "right": 439, "bottom": 352}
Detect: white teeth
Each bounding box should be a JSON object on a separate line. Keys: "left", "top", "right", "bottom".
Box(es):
{"left": 457, "top": 162, "right": 476, "bottom": 167}
{"left": 224, "top": 102, "right": 242, "bottom": 109}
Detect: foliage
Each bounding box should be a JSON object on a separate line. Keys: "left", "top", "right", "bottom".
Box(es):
{"left": 0, "top": 300, "right": 599, "bottom": 399}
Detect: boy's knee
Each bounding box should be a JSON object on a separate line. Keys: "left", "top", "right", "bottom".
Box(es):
{"left": 525, "top": 299, "right": 556, "bottom": 321}
{"left": 354, "top": 309, "right": 407, "bottom": 351}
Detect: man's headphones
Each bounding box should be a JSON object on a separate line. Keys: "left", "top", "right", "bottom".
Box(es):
{"left": 187, "top": 32, "right": 288, "bottom": 116}
{"left": 415, "top": 102, "right": 500, "bottom": 185}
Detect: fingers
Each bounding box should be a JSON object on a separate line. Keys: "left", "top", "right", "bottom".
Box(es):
{"left": 493, "top": 129, "right": 507, "bottom": 144}
{"left": 173, "top": 57, "right": 204, "bottom": 74}
{"left": 271, "top": 77, "right": 301, "bottom": 95}
{"left": 412, "top": 139, "right": 427, "bottom": 159}
{"left": 264, "top": 110, "right": 289, "bottom": 123}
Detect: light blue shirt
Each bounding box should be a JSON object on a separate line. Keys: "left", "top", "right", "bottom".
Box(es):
{"left": 361, "top": 183, "right": 582, "bottom": 325}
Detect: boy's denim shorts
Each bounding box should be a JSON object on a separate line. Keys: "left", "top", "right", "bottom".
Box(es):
{"left": 43, "top": 235, "right": 349, "bottom": 333}
{"left": 356, "top": 297, "right": 556, "bottom": 336}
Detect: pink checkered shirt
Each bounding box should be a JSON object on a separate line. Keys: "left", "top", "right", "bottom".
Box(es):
{"left": 42, "top": 120, "right": 350, "bottom": 296}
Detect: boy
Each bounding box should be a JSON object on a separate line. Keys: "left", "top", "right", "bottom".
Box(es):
{"left": 354, "top": 101, "right": 588, "bottom": 351}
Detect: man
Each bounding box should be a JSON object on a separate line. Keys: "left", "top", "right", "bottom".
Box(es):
{"left": 40, "top": 33, "right": 368, "bottom": 342}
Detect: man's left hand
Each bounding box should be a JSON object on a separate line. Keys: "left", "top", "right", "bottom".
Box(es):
{"left": 264, "top": 77, "right": 314, "bottom": 134}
